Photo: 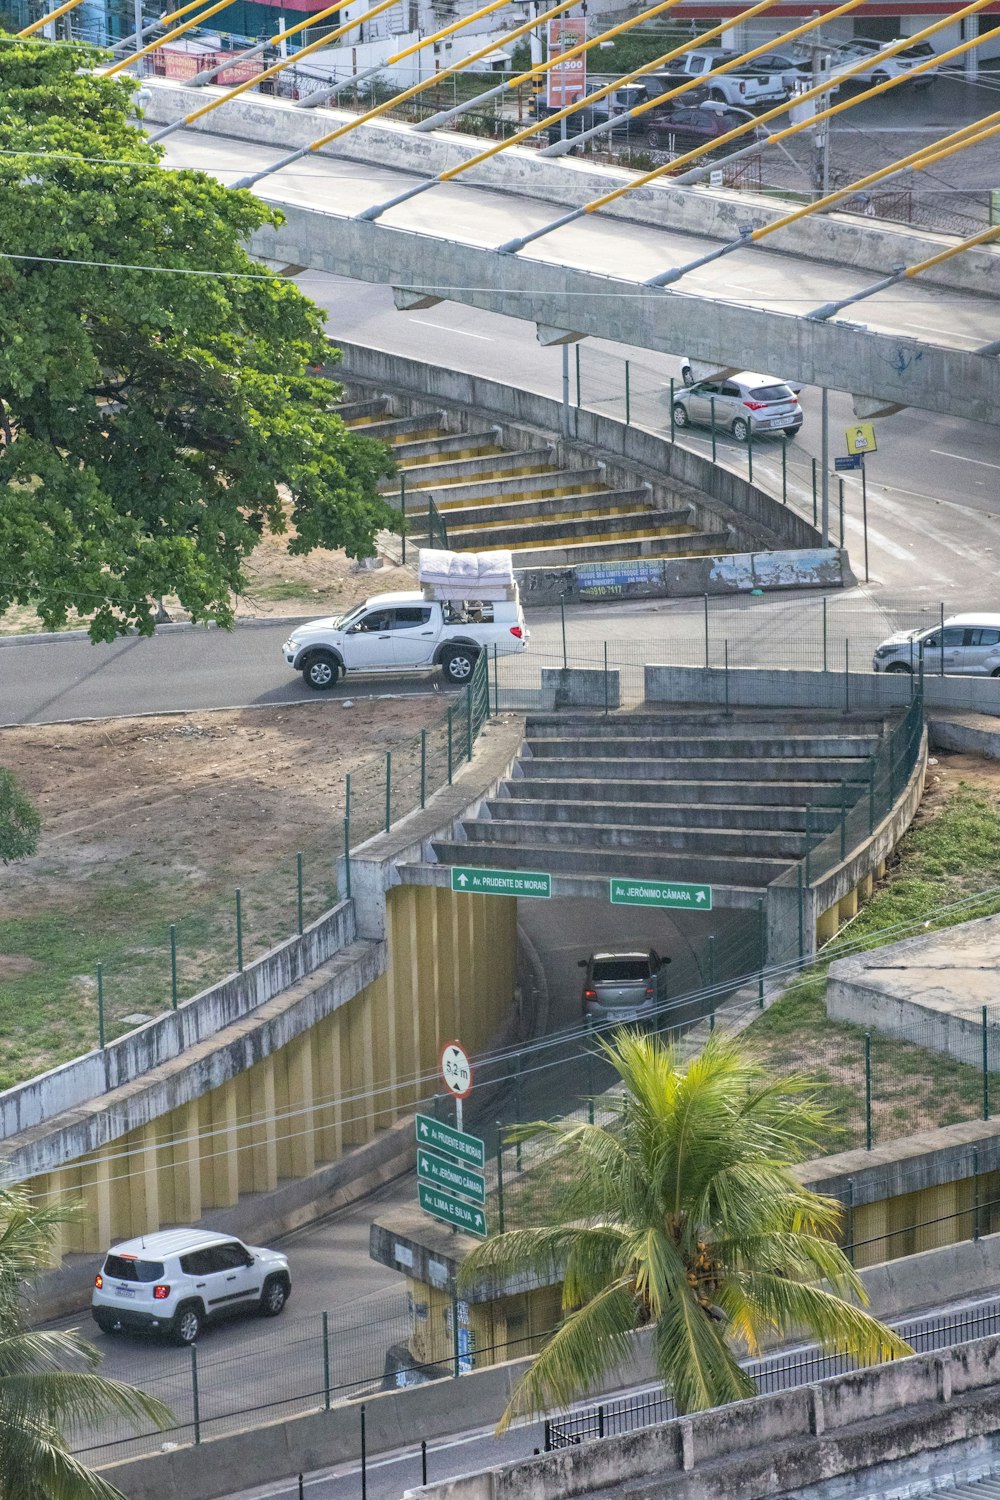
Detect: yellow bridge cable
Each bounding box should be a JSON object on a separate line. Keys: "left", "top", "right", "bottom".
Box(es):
{"left": 102, "top": 0, "right": 250, "bottom": 75}
{"left": 591, "top": 0, "right": 998, "bottom": 206}
{"left": 232, "top": 0, "right": 717, "bottom": 187}
{"left": 163, "top": 0, "right": 516, "bottom": 133}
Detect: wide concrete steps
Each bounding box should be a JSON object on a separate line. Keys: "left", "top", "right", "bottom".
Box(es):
{"left": 433, "top": 838, "right": 791, "bottom": 884}
{"left": 526, "top": 733, "right": 878, "bottom": 760}
{"left": 508, "top": 777, "right": 856, "bottom": 808}
{"left": 486, "top": 798, "right": 840, "bottom": 833}
{"left": 507, "top": 533, "right": 727, "bottom": 567}
{"left": 386, "top": 449, "right": 558, "bottom": 489}
{"left": 395, "top": 469, "right": 607, "bottom": 506}
{"left": 445, "top": 508, "right": 696, "bottom": 551}
{"left": 404, "top": 488, "right": 661, "bottom": 531}
{"left": 338, "top": 397, "right": 389, "bottom": 424}
{"left": 526, "top": 712, "right": 888, "bottom": 738}
{"left": 463, "top": 818, "right": 803, "bottom": 858}
{"left": 357, "top": 412, "right": 448, "bottom": 441}
{"left": 392, "top": 430, "right": 503, "bottom": 463}
{"left": 518, "top": 755, "right": 872, "bottom": 783}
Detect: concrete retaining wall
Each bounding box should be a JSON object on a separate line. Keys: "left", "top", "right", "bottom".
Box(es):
{"left": 0, "top": 902, "right": 356, "bottom": 1144}
{"left": 645, "top": 664, "right": 1000, "bottom": 718}
{"left": 519, "top": 549, "right": 846, "bottom": 606}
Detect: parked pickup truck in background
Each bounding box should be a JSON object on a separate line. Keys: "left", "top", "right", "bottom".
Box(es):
{"left": 646, "top": 50, "right": 789, "bottom": 106}
{"left": 283, "top": 589, "right": 529, "bottom": 690}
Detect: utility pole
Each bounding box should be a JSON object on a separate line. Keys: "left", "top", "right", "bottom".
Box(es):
{"left": 809, "top": 11, "right": 831, "bottom": 197}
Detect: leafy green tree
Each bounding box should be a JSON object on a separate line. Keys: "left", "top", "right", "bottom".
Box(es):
{"left": 0, "top": 1185, "right": 172, "bottom": 1499}
{"left": 0, "top": 768, "right": 40, "bottom": 863}
{"left": 0, "top": 41, "right": 397, "bottom": 642}
{"left": 461, "top": 1032, "right": 910, "bottom": 1427}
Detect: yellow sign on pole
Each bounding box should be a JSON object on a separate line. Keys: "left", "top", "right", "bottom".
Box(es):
{"left": 845, "top": 423, "right": 877, "bottom": 454}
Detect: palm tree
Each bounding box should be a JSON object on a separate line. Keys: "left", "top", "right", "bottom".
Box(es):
{"left": 0, "top": 1186, "right": 172, "bottom": 1500}
{"left": 461, "top": 1031, "right": 911, "bottom": 1429}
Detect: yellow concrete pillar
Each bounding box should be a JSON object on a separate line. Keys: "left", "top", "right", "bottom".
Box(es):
{"left": 359, "top": 982, "right": 376, "bottom": 1141}
{"left": 37, "top": 1169, "right": 70, "bottom": 1266}
{"left": 876, "top": 859, "right": 887, "bottom": 879}
{"left": 172, "top": 1099, "right": 202, "bottom": 1226}
{"left": 383, "top": 906, "right": 401, "bottom": 1116}
{"left": 859, "top": 872, "right": 874, "bottom": 901}
{"left": 404, "top": 888, "right": 422, "bottom": 1106}
{"left": 80, "top": 1145, "right": 113, "bottom": 1254}
{"left": 248, "top": 1055, "right": 278, "bottom": 1194}
{"left": 134, "top": 1122, "right": 161, "bottom": 1237}
{"left": 326, "top": 1010, "right": 345, "bottom": 1161}
{"left": 838, "top": 887, "right": 858, "bottom": 923}
{"left": 108, "top": 1130, "right": 135, "bottom": 1241}
{"left": 287, "top": 1032, "right": 316, "bottom": 1180}
{"left": 210, "top": 1079, "right": 240, "bottom": 1208}
{"left": 816, "top": 905, "right": 839, "bottom": 946}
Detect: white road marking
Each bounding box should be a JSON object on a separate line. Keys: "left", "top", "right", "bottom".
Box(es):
{"left": 409, "top": 319, "right": 494, "bottom": 341}
{"left": 930, "top": 449, "right": 1000, "bottom": 472}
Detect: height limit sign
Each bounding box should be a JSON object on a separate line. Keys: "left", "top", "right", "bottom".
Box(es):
{"left": 441, "top": 1040, "right": 473, "bottom": 1133}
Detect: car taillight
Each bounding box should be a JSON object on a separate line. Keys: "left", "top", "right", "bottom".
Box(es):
{"left": 743, "top": 400, "right": 768, "bottom": 410}
{"left": 509, "top": 626, "right": 523, "bottom": 638}
{"left": 645, "top": 986, "right": 655, "bottom": 998}
{"left": 94, "top": 1274, "right": 103, "bottom": 1289}
{"left": 584, "top": 989, "right": 596, "bottom": 1001}
{"left": 153, "top": 1285, "right": 171, "bottom": 1300}
{"left": 739, "top": 80, "right": 746, "bottom": 93}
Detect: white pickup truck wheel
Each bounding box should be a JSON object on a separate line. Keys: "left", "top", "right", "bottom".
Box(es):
{"left": 302, "top": 652, "right": 340, "bottom": 691}
{"left": 443, "top": 647, "right": 477, "bottom": 683}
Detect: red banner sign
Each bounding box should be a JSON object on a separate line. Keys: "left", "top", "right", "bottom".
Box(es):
{"left": 546, "top": 18, "right": 587, "bottom": 110}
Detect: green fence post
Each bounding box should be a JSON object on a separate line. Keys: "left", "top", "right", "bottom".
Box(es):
{"left": 385, "top": 751, "right": 392, "bottom": 833}
{"left": 586, "top": 1018, "right": 595, "bottom": 1123}
{"left": 603, "top": 642, "right": 609, "bottom": 716}
{"left": 447, "top": 709, "right": 453, "bottom": 784}
{"left": 560, "top": 596, "right": 567, "bottom": 669}
{"left": 838, "top": 476, "right": 845, "bottom": 548}
{"left": 974, "top": 1145, "right": 981, "bottom": 1241}
{"left": 804, "top": 803, "right": 812, "bottom": 886}
{"left": 451, "top": 1293, "right": 461, "bottom": 1378}
{"left": 703, "top": 593, "right": 709, "bottom": 668}
{"left": 669, "top": 377, "right": 675, "bottom": 442}
{"left": 400, "top": 473, "right": 407, "bottom": 566}
{"left": 97, "top": 963, "right": 105, "bottom": 1050}
{"left": 757, "top": 895, "right": 766, "bottom": 1008}
{"left": 493, "top": 644, "right": 500, "bottom": 715}
{"left": 710, "top": 398, "right": 717, "bottom": 463}
{"left": 864, "top": 1031, "right": 872, "bottom": 1151}
{"left": 940, "top": 601, "right": 945, "bottom": 675}
{"left": 822, "top": 596, "right": 828, "bottom": 672}
{"left": 781, "top": 440, "right": 787, "bottom": 504}
{"left": 296, "top": 853, "right": 304, "bottom": 936}
{"left": 868, "top": 763, "right": 876, "bottom": 836}
{"left": 361, "top": 1404, "right": 367, "bottom": 1499}
{"left": 170, "top": 925, "right": 178, "bottom": 1010}
{"left": 236, "top": 888, "right": 243, "bottom": 973}
{"left": 343, "top": 816, "right": 351, "bottom": 901}
{"left": 845, "top": 638, "right": 850, "bottom": 714}
{"left": 322, "top": 1311, "right": 331, "bottom": 1410}
{"left": 420, "top": 730, "right": 427, "bottom": 809}
{"left": 625, "top": 359, "right": 631, "bottom": 425}
{"left": 811, "top": 458, "right": 818, "bottom": 526}
{"left": 846, "top": 1179, "right": 855, "bottom": 1266}
{"left": 840, "top": 779, "right": 847, "bottom": 862}
{"left": 707, "top": 934, "right": 716, "bottom": 996}
{"left": 466, "top": 684, "right": 473, "bottom": 761}
{"left": 575, "top": 343, "right": 581, "bottom": 408}
{"left": 797, "top": 864, "right": 804, "bottom": 962}
{"left": 345, "top": 770, "right": 351, "bottom": 824}
{"left": 747, "top": 421, "right": 753, "bottom": 485}
{"left": 983, "top": 1006, "right": 990, "bottom": 1121}
{"left": 723, "top": 640, "right": 730, "bottom": 714}
{"left": 496, "top": 1126, "right": 506, "bottom": 1234}
{"left": 191, "top": 1345, "right": 200, "bottom": 1445}
{"left": 515, "top": 1052, "right": 523, "bottom": 1172}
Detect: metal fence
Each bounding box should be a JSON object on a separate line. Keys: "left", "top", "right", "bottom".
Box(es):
{"left": 544, "top": 1294, "right": 1000, "bottom": 1449}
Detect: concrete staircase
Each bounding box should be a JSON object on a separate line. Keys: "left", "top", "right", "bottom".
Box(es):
{"left": 337, "top": 395, "right": 734, "bottom": 571}
{"left": 432, "top": 710, "right": 886, "bottom": 891}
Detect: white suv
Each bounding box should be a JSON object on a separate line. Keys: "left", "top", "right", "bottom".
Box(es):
{"left": 92, "top": 1229, "right": 291, "bottom": 1345}
{"left": 872, "top": 614, "right": 1000, "bottom": 676}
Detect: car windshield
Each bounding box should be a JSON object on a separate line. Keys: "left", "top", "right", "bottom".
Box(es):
{"left": 333, "top": 604, "right": 369, "bottom": 630}
{"left": 592, "top": 958, "right": 649, "bottom": 982}
{"left": 899, "top": 41, "right": 934, "bottom": 57}
{"left": 104, "top": 1254, "right": 165, "bottom": 1282}
{"left": 750, "top": 384, "right": 796, "bottom": 402}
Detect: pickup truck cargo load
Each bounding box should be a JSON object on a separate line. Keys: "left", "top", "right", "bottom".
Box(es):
{"left": 417, "top": 547, "right": 515, "bottom": 601}
{"left": 645, "top": 52, "right": 788, "bottom": 107}
{"left": 282, "top": 580, "right": 528, "bottom": 691}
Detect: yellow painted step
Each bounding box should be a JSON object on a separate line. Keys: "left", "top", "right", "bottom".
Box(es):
{"left": 444, "top": 507, "right": 684, "bottom": 533}
{"left": 399, "top": 446, "right": 506, "bottom": 468}
{"left": 470, "top": 525, "right": 707, "bottom": 550}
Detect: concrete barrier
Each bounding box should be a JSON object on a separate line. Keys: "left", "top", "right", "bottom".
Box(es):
{"left": 645, "top": 664, "right": 1000, "bottom": 719}
{"left": 0, "top": 902, "right": 355, "bottom": 1144}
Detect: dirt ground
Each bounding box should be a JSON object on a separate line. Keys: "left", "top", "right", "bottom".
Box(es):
{"left": 0, "top": 697, "right": 451, "bottom": 1084}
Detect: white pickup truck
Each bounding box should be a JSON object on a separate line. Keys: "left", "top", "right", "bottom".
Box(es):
{"left": 283, "top": 589, "right": 529, "bottom": 690}
{"left": 658, "top": 49, "right": 789, "bottom": 106}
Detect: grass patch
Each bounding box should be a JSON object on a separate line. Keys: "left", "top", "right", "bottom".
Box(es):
{"left": 746, "top": 779, "right": 1000, "bottom": 1150}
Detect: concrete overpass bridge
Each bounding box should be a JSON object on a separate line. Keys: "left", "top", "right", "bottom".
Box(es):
{"left": 142, "top": 81, "right": 1000, "bottom": 426}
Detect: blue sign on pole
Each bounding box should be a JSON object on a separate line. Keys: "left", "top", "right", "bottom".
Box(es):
{"left": 834, "top": 454, "right": 863, "bottom": 472}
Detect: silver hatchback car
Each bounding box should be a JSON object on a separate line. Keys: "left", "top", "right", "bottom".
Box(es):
{"left": 580, "top": 949, "right": 670, "bottom": 1026}
{"left": 872, "top": 614, "right": 1000, "bottom": 676}
{"left": 673, "top": 372, "right": 803, "bottom": 443}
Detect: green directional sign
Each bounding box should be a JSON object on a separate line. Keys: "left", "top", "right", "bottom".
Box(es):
{"left": 417, "top": 1145, "right": 486, "bottom": 1206}
{"left": 419, "top": 1183, "right": 488, "bottom": 1238}
{"left": 415, "top": 1114, "right": 486, "bottom": 1170}
{"left": 610, "top": 877, "right": 713, "bottom": 912}
{"left": 451, "top": 866, "right": 551, "bottom": 899}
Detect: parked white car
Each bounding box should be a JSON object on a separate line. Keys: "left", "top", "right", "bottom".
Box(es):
{"left": 829, "top": 37, "right": 939, "bottom": 88}
{"left": 92, "top": 1229, "right": 291, "bottom": 1345}
{"left": 872, "top": 615, "right": 1000, "bottom": 675}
